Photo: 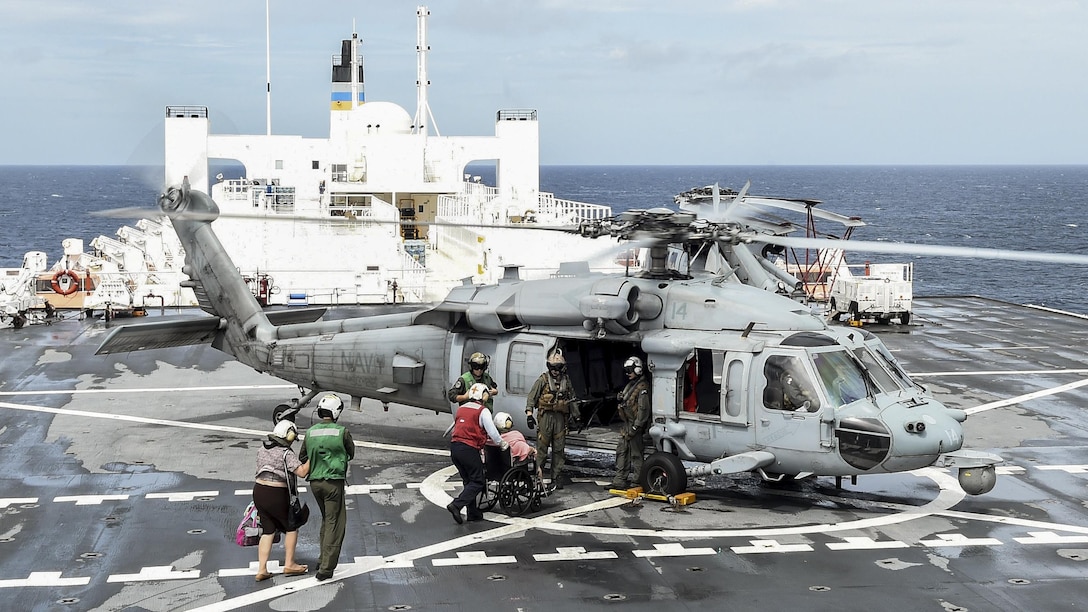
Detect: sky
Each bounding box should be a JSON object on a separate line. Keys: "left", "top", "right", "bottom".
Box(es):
{"left": 2, "top": 0, "right": 1088, "bottom": 166}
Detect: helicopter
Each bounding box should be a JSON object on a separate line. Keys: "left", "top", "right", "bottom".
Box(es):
{"left": 98, "top": 178, "right": 1088, "bottom": 499}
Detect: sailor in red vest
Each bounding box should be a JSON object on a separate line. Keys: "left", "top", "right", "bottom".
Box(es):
{"left": 447, "top": 383, "right": 508, "bottom": 524}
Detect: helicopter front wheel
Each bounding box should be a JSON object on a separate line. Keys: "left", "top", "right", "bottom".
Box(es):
{"left": 272, "top": 402, "right": 298, "bottom": 424}
{"left": 640, "top": 452, "right": 687, "bottom": 496}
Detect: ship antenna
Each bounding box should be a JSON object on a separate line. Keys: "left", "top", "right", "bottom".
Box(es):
{"left": 414, "top": 6, "right": 440, "bottom": 136}
{"left": 265, "top": 0, "right": 272, "bottom": 135}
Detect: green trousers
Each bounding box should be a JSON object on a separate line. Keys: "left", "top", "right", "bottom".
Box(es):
{"left": 310, "top": 479, "right": 346, "bottom": 574}
{"left": 535, "top": 411, "right": 567, "bottom": 479}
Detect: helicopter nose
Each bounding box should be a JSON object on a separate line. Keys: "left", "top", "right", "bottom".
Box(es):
{"left": 880, "top": 404, "right": 965, "bottom": 474}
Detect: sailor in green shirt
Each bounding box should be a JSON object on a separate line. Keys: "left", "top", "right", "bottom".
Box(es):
{"left": 301, "top": 394, "right": 355, "bottom": 581}
{"left": 448, "top": 352, "right": 498, "bottom": 410}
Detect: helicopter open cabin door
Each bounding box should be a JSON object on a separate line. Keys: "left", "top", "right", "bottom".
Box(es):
{"left": 755, "top": 352, "right": 834, "bottom": 454}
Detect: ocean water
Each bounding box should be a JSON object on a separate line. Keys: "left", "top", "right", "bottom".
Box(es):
{"left": 2, "top": 165, "right": 1086, "bottom": 313}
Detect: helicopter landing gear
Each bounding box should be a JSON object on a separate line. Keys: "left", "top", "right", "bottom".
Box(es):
{"left": 271, "top": 388, "right": 321, "bottom": 423}
{"left": 640, "top": 452, "right": 687, "bottom": 496}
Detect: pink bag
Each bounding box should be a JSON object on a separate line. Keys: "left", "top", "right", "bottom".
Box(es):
{"left": 235, "top": 501, "right": 261, "bottom": 547}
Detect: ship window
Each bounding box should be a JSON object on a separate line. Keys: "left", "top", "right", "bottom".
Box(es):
{"left": 275, "top": 160, "right": 284, "bottom": 170}
{"left": 312, "top": 160, "right": 320, "bottom": 170}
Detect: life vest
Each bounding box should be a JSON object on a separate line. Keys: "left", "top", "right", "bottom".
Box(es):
{"left": 460, "top": 371, "right": 495, "bottom": 409}
{"left": 451, "top": 401, "right": 488, "bottom": 449}
{"left": 304, "top": 422, "right": 349, "bottom": 480}
{"left": 537, "top": 373, "right": 572, "bottom": 413}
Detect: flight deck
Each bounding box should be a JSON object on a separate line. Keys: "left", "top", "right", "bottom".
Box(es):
{"left": 1, "top": 296, "right": 1087, "bottom": 611}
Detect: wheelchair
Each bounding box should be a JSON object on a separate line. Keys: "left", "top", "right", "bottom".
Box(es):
{"left": 476, "top": 445, "right": 548, "bottom": 516}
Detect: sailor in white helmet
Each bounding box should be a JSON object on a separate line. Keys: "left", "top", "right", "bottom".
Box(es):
{"left": 611, "top": 356, "right": 651, "bottom": 490}
{"left": 446, "top": 383, "right": 508, "bottom": 524}
{"left": 300, "top": 393, "right": 354, "bottom": 581}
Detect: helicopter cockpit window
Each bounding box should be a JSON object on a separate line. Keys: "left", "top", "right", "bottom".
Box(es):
{"left": 763, "top": 355, "right": 821, "bottom": 412}
{"left": 868, "top": 341, "right": 916, "bottom": 389}
{"left": 812, "top": 349, "right": 868, "bottom": 408}
{"left": 850, "top": 346, "right": 899, "bottom": 393}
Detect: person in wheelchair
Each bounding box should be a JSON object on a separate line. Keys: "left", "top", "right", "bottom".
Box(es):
{"left": 478, "top": 412, "right": 548, "bottom": 516}
{"left": 492, "top": 411, "right": 543, "bottom": 480}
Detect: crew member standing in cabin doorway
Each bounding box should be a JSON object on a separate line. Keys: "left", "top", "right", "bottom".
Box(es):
{"left": 611, "top": 356, "right": 651, "bottom": 490}
{"left": 526, "top": 350, "right": 579, "bottom": 489}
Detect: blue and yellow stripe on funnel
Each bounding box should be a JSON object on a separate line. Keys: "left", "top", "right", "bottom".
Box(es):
{"left": 331, "top": 91, "right": 365, "bottom": 110}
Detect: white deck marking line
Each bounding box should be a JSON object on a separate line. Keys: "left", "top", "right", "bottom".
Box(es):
{"left": 345, "top": 484, "right": 394, "bottom": 494}
{"left": 534, "top": 547, "right": 619, "bottom": 562}
{"left": 632, "top": 543, "right": 717, "bottom": 558}
{"left": 1036, "top": 465, "right": 1088, "bottom": 473}
{"left": 935, "top": 509, "right": 1088, "bottom": 536}
{"left": 918, "top": 533, "right": 1002, "bottom": 547}
{"left": 964, "top": 378, "right": 1088, "bottom": 415}
{"left": 106, "top": 565, "right": 201, "bottom": 582}
{"left": 0, "top": 572, "right": 90, "bottom": 588}
{"left": 913, "top": 368, "right": 1088, "bottom": 377}
{"left": 492, "top": 468, "right": 966, "bottom": 539}
{"left": 146, "top": 491, "right": 219, "bottom": 502}
{"left": 826, "top": 536, "right": 909, "bottom": 550}
{"left": 1014, "top": 531, "right": 1088, "bottom": 545}
{"left": 0, "top": 401, "right": 445, "bottom": 455}
{"left": 0, "top": 497, "right": 37, "bottom": 509}
{"left": 218, "top": 561, "right": 283, "bottom": 577}
{"left": 53, "top": 494, "right": 129, "bottom": 506}
{"left": 0, "top": 384, "right": 295, "bottom": 396}
{"left": 731, "top": 540, "right": 814, "bottom": 554}
{"left": 431, "top": 551, "right": 518, "bottom": 566}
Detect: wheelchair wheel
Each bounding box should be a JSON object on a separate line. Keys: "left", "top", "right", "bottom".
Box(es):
{"left": 477, "top": 480, "right": 499, "bottom": 512}
{"left": 499, "top": 469, "right": 537, "bottom": 516}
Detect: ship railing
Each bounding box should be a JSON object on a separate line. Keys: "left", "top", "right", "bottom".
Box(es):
{"left": 534, "top": 193, "right": 612, "bottom": 223}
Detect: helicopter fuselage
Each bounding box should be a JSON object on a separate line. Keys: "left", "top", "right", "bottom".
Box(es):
{"left": 97, "top": 183, "right": 1001, "bottom": 497}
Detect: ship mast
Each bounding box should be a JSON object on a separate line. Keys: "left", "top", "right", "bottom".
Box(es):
{"left": 413, "top": 6, "right": 439, "bottom": 136}
{"left": 265, "top": 0, "right": 272, "bottom": 135}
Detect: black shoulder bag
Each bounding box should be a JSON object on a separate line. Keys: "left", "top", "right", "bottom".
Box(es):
{"left": 283, "top": 450, "right": 310, "bottom": 531}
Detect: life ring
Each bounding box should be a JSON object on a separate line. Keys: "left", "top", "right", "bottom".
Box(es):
{"left": 51, "top": 270, "right": 80, "bottom": 296}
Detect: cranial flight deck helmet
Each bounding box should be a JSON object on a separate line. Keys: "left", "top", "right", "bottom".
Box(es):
{"left": 493, "top": 411, "right": 513, "bottom": 432}
{"left": 317, "top": 393, "right": 345, "bottom": 421}
{"left": 273, "top": 419, "right": 298, "bottom": 443}
{"left": 468, "top": 382, "right": 491, "bottom": 402}
{"left": 546, "top": 350, "right": 566, "bottom": 373}
{"left": 623, "top": 356, "right": 643, "bottom": 377}
{"left": 468, "top": 352, "right": 490, "bottom": 370}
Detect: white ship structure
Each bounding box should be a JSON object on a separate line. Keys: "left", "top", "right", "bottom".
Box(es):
{"left": 2, "top": 6, "right": 620, "bottom": 323}
{"left": 163, "top": 6, "right": 620, "bottom": 306}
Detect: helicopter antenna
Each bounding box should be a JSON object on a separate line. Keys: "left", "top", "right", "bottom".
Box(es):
{"left": 741, "top": 321, "right": 755, "bottom": 338}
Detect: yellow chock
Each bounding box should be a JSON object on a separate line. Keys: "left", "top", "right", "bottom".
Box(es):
{"left": 608, "top": 487, "right": 696, "bottom": 506}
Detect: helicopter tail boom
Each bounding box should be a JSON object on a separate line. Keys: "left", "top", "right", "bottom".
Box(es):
{"left": 96, "top": 182, "right": 278, "bottom": 367}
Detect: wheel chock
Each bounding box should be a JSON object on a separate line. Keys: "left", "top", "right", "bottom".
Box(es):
{"left": 608, "top": 487, "right": 697, "bottom": 506}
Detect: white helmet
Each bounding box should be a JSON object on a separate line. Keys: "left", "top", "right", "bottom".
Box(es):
{"left": 273, "top": 419, "right": 298, "bottom": 443}
{"left": 467, "top": 382, "right": 491, "bottom": 402}
{"left": 317, "top": 393, "right": 344, "bottom": 420}
{"left": 494, "top": 411, "right": 513, "bottom": 431}
{"left": 623, "top": 356, "right": 643, "bottom": 376}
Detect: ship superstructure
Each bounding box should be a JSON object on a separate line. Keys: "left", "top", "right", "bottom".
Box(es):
{"left": 160, "top": 6, "right": 617, "bottom": 305}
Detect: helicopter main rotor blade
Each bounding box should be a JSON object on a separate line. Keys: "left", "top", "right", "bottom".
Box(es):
{"left": 760, "top": 234, "right": 1088, "bottom": 266}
